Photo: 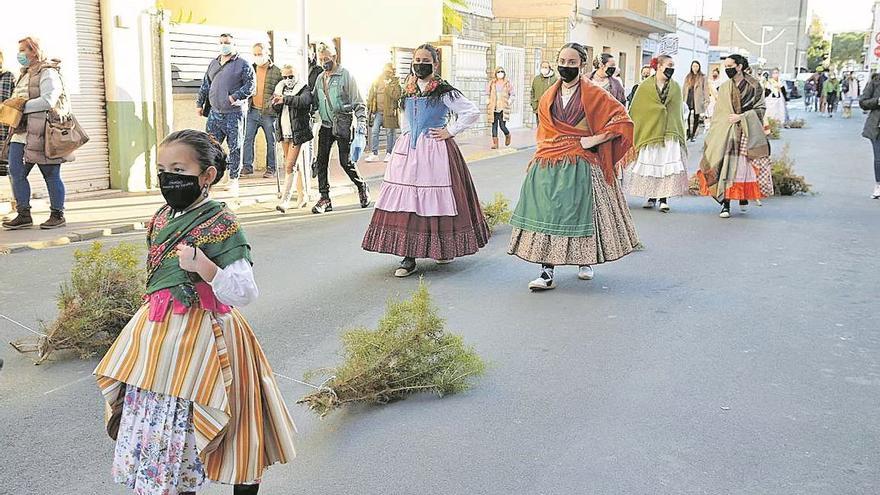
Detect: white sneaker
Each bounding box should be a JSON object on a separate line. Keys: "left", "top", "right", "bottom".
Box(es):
{"left": 276, "top": 201, "right": 290, "bottom": 213}
{"left": 719, "top": 209, "right": 730, "bottom": 218}
{"left": 577, "top": 265, "right": 594, "bottom": 280}
{"left": 366, "top": 153, "right": 380, "bottom": 163}
{"left": 872, "top": 184, "right": 880, "bottom": 199}
{"left": 435, "top": 259, "right": 454, "bottom": 265}
{"left": 642, "top": 198, "right": 656, "bottom": 209}
{"left": 528, "top": 276, "right": 556, "bottom": 291}
{"left": 658, "top": 201, "right": 670, "bottom": 213}
{"left": 739, "top": 203, "right": 748, "bottom": 213}
{"left": 228, "top": 178, "right": 240, "bottom": 198}
{"left": 383, "top": 153, "right": 392, "bottom": 162}
{"left": 755, "top": 199, "right": 763, "bottom": 207}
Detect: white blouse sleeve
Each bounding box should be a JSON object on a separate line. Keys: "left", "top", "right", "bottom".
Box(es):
{"left": 208, "top": 258, "right": 259, "bottom": 307}
{"left": 445, "top": 93, "right": 479, "bottom": 136}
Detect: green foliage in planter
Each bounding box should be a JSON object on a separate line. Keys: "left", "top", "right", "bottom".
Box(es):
{"left": 767, "top": 118, "right": 781, "bottom": 139}
{"left": 772, "top": 145, "right": 812, "bottom": 196}
{"left": 787, "top": 118, "right": 806, "bottom": 129}
{"left": 13, "top": 242, "right": 145, "bottom": 363}
{"left": 298, "top": 280, "right": 486, "bottom": 417}
{"left": 482, "top": 192, "right": 513, "bottom": 232}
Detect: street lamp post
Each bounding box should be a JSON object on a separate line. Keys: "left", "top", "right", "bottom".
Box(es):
{"left": 760, "top": 25, "right": 774, "bottom": 61}
{"left": 784, "top": 41, "right": 794, "bottom": 75}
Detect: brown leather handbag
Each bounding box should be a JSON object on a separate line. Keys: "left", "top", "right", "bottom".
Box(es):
{"left": 0, "top": 97, "right": 26, "bottom": 128}
{"left": 44, "top": 75, "right": 89, "bottom": 160}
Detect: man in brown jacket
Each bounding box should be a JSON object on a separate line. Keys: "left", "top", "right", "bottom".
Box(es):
{"left": 366, "top": 63, "right": 401, "bottom": 162}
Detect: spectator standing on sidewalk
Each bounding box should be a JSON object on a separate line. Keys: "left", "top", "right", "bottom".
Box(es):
{"left": 272, "top": 65, "right": 313, "bottom": 212}
{"left": 366, "top": 63, "right": 401, "bottom": 163}
{"left": 842, "top": 71, "right": 861, "bottom": 119}
{"left": 488, "top": 66, "right": 514, "bottom": 149}
{"left": 626, "top": 65, "right": 654, "bottom": 109}
{"left": 311, "top": 42, "right": 371, "bottom": 214}
{"left": 531, "top": 61, "right": 558, "bottom": 121}
{"left": 196, "top": 33, "right": 256, "bottom": 200}
{"left": 1, "top": 37, "right": 68, "bottom": 230}
{"left": 242, "top": 43, "right": 282, "bottom": 178}
{"left": 804, "top": 77, "right": 817, "bottom": 112}
{"left": 858, "top": 73, "right": 880, "bottom": 199}
{"left": 0, "top": 50, "right": 15, "bottom": 178}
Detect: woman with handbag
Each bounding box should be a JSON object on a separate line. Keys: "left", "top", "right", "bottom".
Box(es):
{"left": 1, "top": 37, "right": 67, "bottom": 230}
{"left": 271, "top": 64, "right": 313, "bottom": 212}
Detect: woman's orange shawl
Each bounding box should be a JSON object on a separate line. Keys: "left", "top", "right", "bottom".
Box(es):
{"left": 533, "top": 77, "right": 634, "bottom": 184}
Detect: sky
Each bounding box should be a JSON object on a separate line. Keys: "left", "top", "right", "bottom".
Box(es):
{"left": 667, "top": 0, "right": 876, "bottom": 33}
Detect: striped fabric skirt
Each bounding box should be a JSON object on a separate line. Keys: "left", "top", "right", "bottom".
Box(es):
{"left": 95, "top": 305, "right": 296, "bottom": 490}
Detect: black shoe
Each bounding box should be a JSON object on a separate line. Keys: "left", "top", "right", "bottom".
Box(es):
{"left": 311, "top": 198, "right": 332, "bottom": 214}
{"left": 394, "top": 257, "right": 417, "bottom": 278}
{"left": 240, "top": 168, "right": 255, "bottom": 176}
{"left": 233, "top": 484, "right": 260, "bottom": 495}
{"left": 2, "top": 212, "right": 34, "bottom": 230}
{"left": 40, "top": 211, "right": 66, "bottom": 229}
{"left": 358, "top": 185, "right": 372, "bottom": 208}
{"left": 262, "top": 170, "right": 276, "bottom": 179}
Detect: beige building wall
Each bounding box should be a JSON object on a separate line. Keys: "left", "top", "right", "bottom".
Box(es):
{"left": 492, "top": 0, "right": 574, "bottom": 18}
{"left": 571, "top": 18, "right": 644, "bottom": 88}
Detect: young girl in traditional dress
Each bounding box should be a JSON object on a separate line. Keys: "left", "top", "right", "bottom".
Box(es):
{"left": 362, "top": 44, "right": 489, "bottom": 278}
{"left": 624, "top": 55, "right": 689, "bottom": 213}
{"left": 508, "top": 43, "right": 639, "bottom": 291}
{"left": 95, "top": 130, "right": 296, "bottom": 495}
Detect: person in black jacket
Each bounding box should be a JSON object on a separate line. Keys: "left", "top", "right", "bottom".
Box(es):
{"left": 859, "top": 73, "right": 880, "bottom": 199}
{"left": 626, "top": 65, "right": 653, "bottom": 109}
{"left": 272, "top": 64, "right": 314, "bottom": 212}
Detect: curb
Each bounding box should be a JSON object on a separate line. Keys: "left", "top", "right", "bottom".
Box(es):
{"left": 0, "top": 147, "right": 532, "bottom": 255}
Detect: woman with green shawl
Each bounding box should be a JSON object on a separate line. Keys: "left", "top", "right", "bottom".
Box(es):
{"left": 623, "top": 55, "right": 689, "bottom": 212}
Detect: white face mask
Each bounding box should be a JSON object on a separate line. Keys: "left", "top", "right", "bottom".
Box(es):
{"left": 254, "top": 55, "right": 267, "bottom": 66}
{"left": 541, "top": 68, "right": 552, "bottom": 77}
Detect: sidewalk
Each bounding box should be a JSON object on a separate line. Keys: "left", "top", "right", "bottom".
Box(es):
{"left": 0, "top": 127, "right": 535, "bottom": 253}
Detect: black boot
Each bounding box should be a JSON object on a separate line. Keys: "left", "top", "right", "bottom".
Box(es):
{"left": 234, "top": 484, "right": 260, "bottom": 495}
{"left": 2, "top": 209, "right": 33, "bottom": 230}
{"left": 40, "top": 210, "right": 66, "bottom": 229}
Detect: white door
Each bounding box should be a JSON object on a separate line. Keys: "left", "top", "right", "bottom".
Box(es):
{"left": 495, "top": 45, "right": 526, "bottom": 128}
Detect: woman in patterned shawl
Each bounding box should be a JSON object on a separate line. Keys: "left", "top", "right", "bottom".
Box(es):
{"left": 698, "top": 54, "right": 772, "bottom": 218}
{"left": 508, "top": 43, "right": 639, "bottom": 291}
{"left": 95, "top": 130, "right": 295, "bottom": 495}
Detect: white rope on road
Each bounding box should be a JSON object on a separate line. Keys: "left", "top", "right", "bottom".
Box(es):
{"left": 0, "top": 312, "right": 47, "bottom": 337}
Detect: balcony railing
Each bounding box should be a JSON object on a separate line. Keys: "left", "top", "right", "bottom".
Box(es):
{"left": 454, "top": 0, "right": 493, "bottom": 18}
{"left": 592, "top": 0, "right": 677, "bottom": 34}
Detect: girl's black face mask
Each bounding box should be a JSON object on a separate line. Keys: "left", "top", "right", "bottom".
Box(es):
{"left": 725, "top": 67, "right": 738, "bottom": 79}
{"left": 558, "top": 66, "right": 580, "bottom": 83}
{"left": 159, "top": 172, "right": 204, "bottom": 211}
{"left": 413, "top": 63, "right": 434, "bottom": 79}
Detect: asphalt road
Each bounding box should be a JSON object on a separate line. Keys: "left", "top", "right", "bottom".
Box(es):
{"left": 0, "top": 108, "right": 877, "bottom": 494}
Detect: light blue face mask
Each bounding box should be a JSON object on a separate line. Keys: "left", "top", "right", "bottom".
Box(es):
{"left": 219, "top": 44, "right": 233, "bottom": 56}
{"left": 17, "top": 52, "right": 29, "bottom": 67}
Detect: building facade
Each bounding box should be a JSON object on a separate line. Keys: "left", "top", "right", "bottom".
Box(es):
{"left": 717, "top": 0, "right": 809, "bottom": 71}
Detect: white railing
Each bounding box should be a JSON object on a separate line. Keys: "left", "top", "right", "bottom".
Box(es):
{"left": 454, "top": 0, "right": 493, "bottom": 18}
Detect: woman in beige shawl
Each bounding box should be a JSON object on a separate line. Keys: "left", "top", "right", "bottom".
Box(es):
{"left": 697, "top": 54, "right": 770, "bottom": 218}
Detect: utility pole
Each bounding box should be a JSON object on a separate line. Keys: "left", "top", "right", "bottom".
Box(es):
{"left": 794, "top": 0, "right": 807, "bottom": 73}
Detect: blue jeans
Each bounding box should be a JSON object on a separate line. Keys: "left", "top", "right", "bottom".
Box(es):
{"left": 871, "top": 138, "right": 880, "bottom": 182}
{"left": 8, "top": 142, "right": 65, "bottom": 213}
{"left": 370, "top": 112, "right": 398, "bottom": 155}
{"left": 206, "top": 110, "right": 245, "bottom": 179}
{"left": 243, "top": 107, "right": 277, "bottom": 173}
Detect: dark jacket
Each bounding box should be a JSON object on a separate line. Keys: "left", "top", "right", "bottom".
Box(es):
{"left": 273, "top": 81, "right": 314, "bottom": 145}
{"left": 196, "top": 54, "right": 256, "bottom": 115}
{"left": 251, "top": 62, "right": 283, "bottom": 116}
{"left": 308, "top": 63, "right": 323, "bottom": 90}
{"left": 859, "top": 76, "right": 880, "bottom": 140}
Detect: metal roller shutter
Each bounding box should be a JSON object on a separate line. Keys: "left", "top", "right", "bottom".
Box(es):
{"left": 68, "top": 0, "right": 110, "bottom": 193}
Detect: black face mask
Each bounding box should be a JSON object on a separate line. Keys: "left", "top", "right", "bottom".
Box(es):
{"left": 725, "top": 67, "right": 738, "bottom": 79}
{"left": 322, "top": 60, "right": 335, "bottom": 71}
{"left": 664, "top": 67, "right": 675, "bottom": 79}
{"left": 605, "top": 66, "right": 616, "bottom": 77}
{"left": 159, "top": 172, "right": 204, "bottom": 211}
{"left": 413, "top": 63, "right": 434, "bottom": 79}
{"left": 558, "top": 66, "right": 580, "bottom": 83}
